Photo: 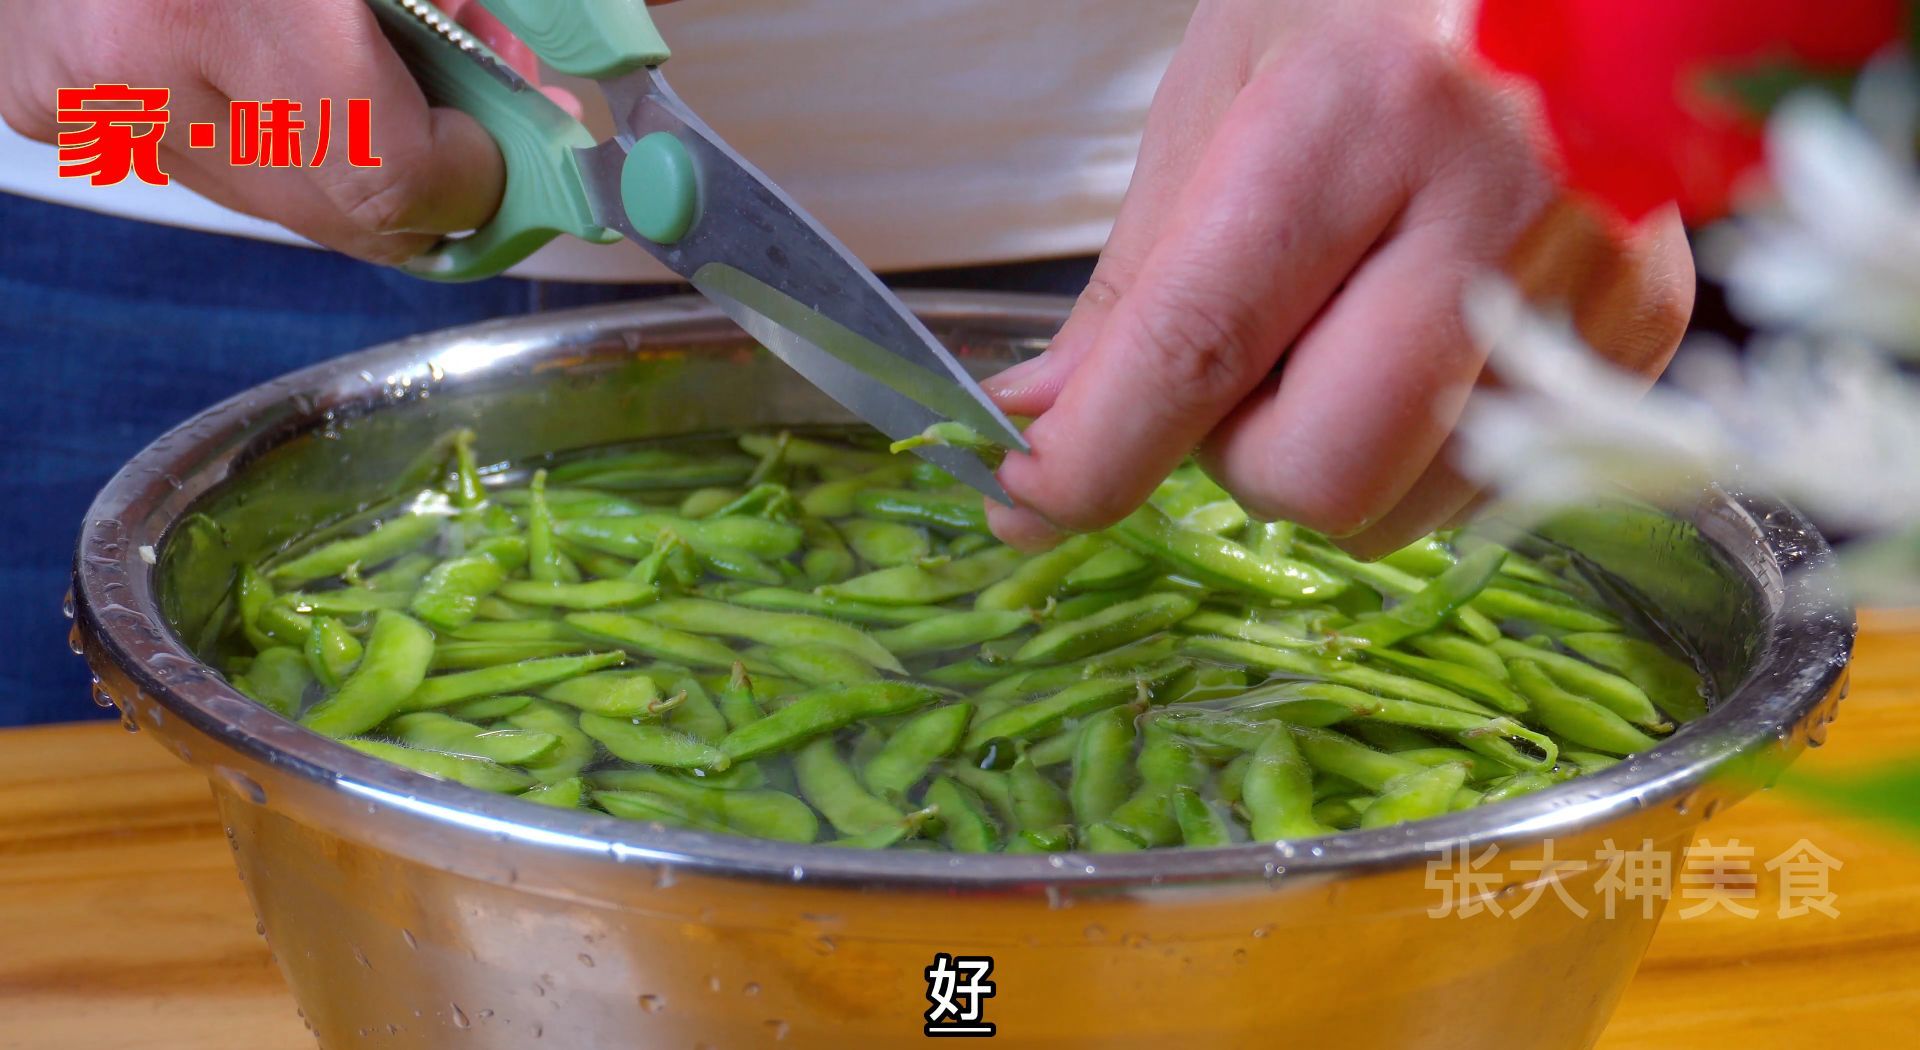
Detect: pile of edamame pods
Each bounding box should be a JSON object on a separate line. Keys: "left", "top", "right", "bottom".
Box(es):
{"left": 215, "top": 426, "right": 1708, "bottom": 851}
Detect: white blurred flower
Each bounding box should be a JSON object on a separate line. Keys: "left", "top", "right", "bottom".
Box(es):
{"left": 1458, "top": 68, "right": 1920, "bottom": 602}
{"left": 1462, "top": 281, "right": 1920, "bottom": 532}
{"left": 1703, "top": 62, "right": 1920, "bottom": 355}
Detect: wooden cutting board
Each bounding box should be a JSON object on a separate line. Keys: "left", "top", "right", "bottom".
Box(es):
{"left": 4, "top": 615, "right": 1917, "bottom": 1049}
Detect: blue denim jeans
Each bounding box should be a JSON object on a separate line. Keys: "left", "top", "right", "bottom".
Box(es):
{"left": 0, "top": 192, "right": 1092, "bottom": 725}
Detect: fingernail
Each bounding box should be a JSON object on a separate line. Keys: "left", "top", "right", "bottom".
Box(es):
{"left": 986, "top": 502, "right": 1064, "bottom": 552}
{"left": 980, "top": 349, "right": 1054, "bottom": 399}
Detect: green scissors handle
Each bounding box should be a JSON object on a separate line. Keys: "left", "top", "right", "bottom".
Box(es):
{"left": 364, "top": 0, "right": 672, "bottom": 281}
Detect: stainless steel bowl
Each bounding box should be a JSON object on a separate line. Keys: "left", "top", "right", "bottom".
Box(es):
{"left": 74, "top": 292, "right": 1853, "bottom": 1049}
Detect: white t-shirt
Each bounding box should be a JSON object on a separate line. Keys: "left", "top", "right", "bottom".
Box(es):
{"left": 0, "top": 0, "right": 1194, "bottom": 282}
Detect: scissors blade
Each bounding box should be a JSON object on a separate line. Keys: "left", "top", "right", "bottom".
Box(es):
{"left": 575, "top": 68, "right": 1026, "bottom": 501}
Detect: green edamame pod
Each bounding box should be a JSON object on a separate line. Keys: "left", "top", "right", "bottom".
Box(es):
{"left": 1082, "top": 822, "right": 1145, "bottom": 851}
{"left": 1558, "top": 632, "right": 1708, "bottom": 724}
{"left": 1171, "top": 785, "right": 1234, "bottom": 847}
{"left": 1491, "top": 639, "right": 1668, "bottom": 730}
{"left": 403, "top": 650, "right": 625, "bottom": 711}
{"left": 1109, "top": 505, "right": 1345, "bottom": 603}
{"left": 1061, "top": 546, "right": 1155, "bottom": 593}
{"left": 1069, "top": 705, "right": 1137, "bottom": 824}
{"left": 1244, "top": 725, "right": 1332, "bottom": 840}
{"left": 798, "top": 465, "right": 914, "bottom": 518}
{"left": 537, "top": 670, "right": 663, "bottom": 718}
{"left": 343, "top": 737, "right": 533, "bottom": 792}
{"left": 594, "top": 790, "right": 717, "bottom": 831}
{"left": 442, "top": 694, "right": 535, "bottom": 721}
{"left": 556, "top": 514, "right": 803, "bottom": 561}
{"left": 720, "top": 682, "right": 941, "bottom": 762}
{"left": 767, "top": 645, "right": 884, "bottom": 686}
{"left": 1345, "top": 721, "right": 1441, "bottom": 753}
{"left": 431, "top": 640, "right": 592, "bottom": 671}
{"left": 923, "top": 776, "right": 999, "bottom": 852}
{"left": 301, "top": 611, "right": 435, "bottom": 737}
{"left": 1312, "top": 795, "right": 1369, "bottom": 830}
{"left": 284, "top": 589, "right": 414, "bottom": 615}
{"left": 828, "top": 806, "right": 940, "bottom": 848}
{"left": 521, "top": 776, "right": 587, "bottom": 808}
{"left": 1183, "top": 637, "right": 1497, "bottom": 717}
{"left": 494, "top": 579, "right": 657, "bottom": 610}
{"left": 303, "top": 615, "right": 363, "bottom": 690}
{"left": 526, "top": 470, "right": 575, "bottom": 584}
{"left": 1177, "top": 610, "right": 1319, "bottom": 651}
{"left": 793, "top": 737, "right": 902, "bottom": 836}
{"left": 1509, "top": 661, "right": 1663, "bottom": 755}
{"left": 235, "top": 646, "right": 313, "bottom": 718}
{"left": 663, "top": 676, "right": 731, "bottom": 744}
{"left": 1014, "top": 593, "right": 1198, "bottom": 665}
{"left": 820, "top": 546, "right": 1026, "bottom": 606}
{"left": 1408, "top": 633, "right": 1510, "bottom": 680}
{"left": 853, "top": 489, "right": 989, "bottom": 534}
{"left": 727, "top": 587, "right": 946, "bottom": 626}
{"left": 975, "top": 534, "right": 1106, "bottom": 612}
{"left": 549, "top": 449, "right": 757, "bottom": 490}
{"left": 1297, "top": 541, "right": 1501, "bottom": 642}
{"left": 800, "top": 517, "right": 858, "bottom": 585}
{"left": 361, "top": 551, "right": 437, "bottom": 593}
{"left": 717, "top": 662, "right": 765, "bottom": 730}
{"left": 1473, "top": 587, "right": 1620, "bottom": 633}
{"left": 1361, "top": 647, "right": 1528, "bottom": 715}
{"left": 1024, "top": 725, "right": 1081, "bottom": 767}
{"left": 386, "top": 711, "right": 559, "bottom": 764}
{"left": 863, "top": 703, "right": 972, "bottom": 800}
{"left": 507, "top": 700, "right": 596, "bottom": 783}
{"left": 1105, "top": 722, "right": 1207, "bottom": 847}
{"left": 1360, "top": 762, "right": 1469, "bottom": 828}
{"left": 411, "top": 535, "right": 526, "bottom": 630}
{"left": 1008, "top": 753, "right": 1072, "bottom": 834}
{"left": 636, "top": 775, "right": 817, "bottom": 842}
{"left": 565, "top": 612, "right": 740, "bottom": 669}
{"left": 270, "top": 511, "right": 444, "bottom": 585}
{"left": 966, "top": 667, "right": 1179, "bottom": 751}
{"left": 579, "top": 711, "right": 729, "bottom": 770}
{"left": 633, "top": 599, "right": 905, "bottom": 673}
{"left": 236, "top": 566, "right": 310, "bottom": 650}
{"left": 1479, "top": 770, "right": 1557, "bottom": 804}
{"left": 888, "top": 421, "right": 1008, "bottom": 468}
{"left": 949, "top": 764, "right": 1017, "bottom": 824}
{"left": 837, "top": 517, "right": 932, "bottom": 567}
{"left": 1339, "top": 546, "right": 1507, "bottom": 650}
{"left": 874, "top": 610, "right": 1031, "bottom": 657}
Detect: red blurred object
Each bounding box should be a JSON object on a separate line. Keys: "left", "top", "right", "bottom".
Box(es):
{"left": 1476, "top": 0, "right": 1905, "bottom": 224}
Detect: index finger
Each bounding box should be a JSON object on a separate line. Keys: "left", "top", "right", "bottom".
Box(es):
{"left": 991, "top": 61, "right": 1405, "bottom": 540}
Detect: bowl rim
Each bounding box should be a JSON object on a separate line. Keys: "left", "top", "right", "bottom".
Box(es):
{"left": 73, "top": 290, "right": 1856, "bottom": 890}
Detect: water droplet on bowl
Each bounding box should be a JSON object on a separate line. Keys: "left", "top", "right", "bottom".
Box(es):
{"left": 577, "top": 953, "right": 595, "bottom": 968}
{"left": 742, "top": 982, "right": 760, "bottom": 997}
{"left": 450, "top": 1004, "right": 470, "bottom": 1029}
{"left": 637, "top": 994, "right": 664, "bottom": 1013}
{"left": 764, "top": 1019, "right": 790, "bottom": 1041}
{"left": 402, "top": 929, "right": 419, "bottom": 951}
